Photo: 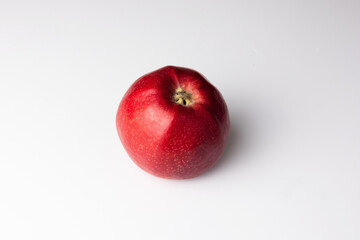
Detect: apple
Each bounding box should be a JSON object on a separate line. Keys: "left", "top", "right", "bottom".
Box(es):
{"left": 116, "top": 66, "right": 230, "bottom": 179}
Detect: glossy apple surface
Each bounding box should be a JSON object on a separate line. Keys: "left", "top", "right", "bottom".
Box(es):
{"left": 116, "top": 66, "right": 230, "bottom": 179}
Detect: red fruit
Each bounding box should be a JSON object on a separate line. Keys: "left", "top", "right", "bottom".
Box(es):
{"left": 116, "top": 66, "right": 230, "bottom": 179}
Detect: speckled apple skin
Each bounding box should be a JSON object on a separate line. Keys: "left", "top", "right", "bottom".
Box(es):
{"left": 116, "top": 66, "right": 230, "bottom": 179}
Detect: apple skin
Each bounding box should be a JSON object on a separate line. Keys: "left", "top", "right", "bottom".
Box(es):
{"left": 116, "top": 66, "right": 230, "bottom": 179}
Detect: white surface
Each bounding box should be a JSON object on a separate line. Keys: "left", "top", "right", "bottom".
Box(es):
{"left": 1, "top": 0, "right": 360, "bottom": 239}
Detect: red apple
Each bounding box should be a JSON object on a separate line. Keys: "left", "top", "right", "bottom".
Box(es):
{"left": 116, "top": 66, "right": 230, "bottom": 179}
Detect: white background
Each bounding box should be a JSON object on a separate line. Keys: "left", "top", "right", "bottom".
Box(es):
{"left": 1, "top": 0, "right": 359, "bottom": 239}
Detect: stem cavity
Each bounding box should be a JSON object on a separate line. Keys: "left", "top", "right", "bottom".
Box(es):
{"left": 173, "top": 88, "right": 192, "bottom": 107}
